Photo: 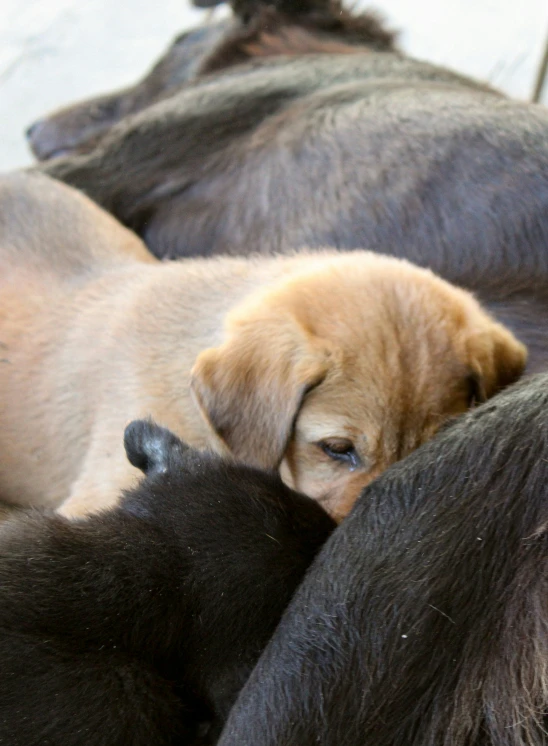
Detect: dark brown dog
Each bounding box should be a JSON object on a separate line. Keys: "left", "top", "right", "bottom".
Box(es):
{"left": 218, "top": 373, "right": 548, "bottom": 746}
{"left": 30, "top": 1, "right": 548, "bottom": 374}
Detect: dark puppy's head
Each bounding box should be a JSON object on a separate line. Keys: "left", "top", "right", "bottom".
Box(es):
{"left": 26, "top": 21, "right": 230, "bottom": 161}
{"left": 122, "top": 418, "right": 336, "bottom": 734}
{"left": 123, "top": 417, "right": 335, "bottom": 543}
{"left": 124, "top": 418, "right": 190, "bottom": 476}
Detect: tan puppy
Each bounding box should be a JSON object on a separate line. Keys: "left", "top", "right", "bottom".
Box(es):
{"left": 0, "top": 173, "right": 526, "bottom": 519}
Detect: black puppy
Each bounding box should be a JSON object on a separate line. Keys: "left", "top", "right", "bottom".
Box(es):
{"left": 0, "top": 420, "right": 335, "bottom": 746}
{"left": 218, "top": 374, "right": 548, "bottom": 746}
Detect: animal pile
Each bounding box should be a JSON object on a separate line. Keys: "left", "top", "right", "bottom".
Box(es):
{"left": 0, "top": 0, "right": 546, "bottom": 743}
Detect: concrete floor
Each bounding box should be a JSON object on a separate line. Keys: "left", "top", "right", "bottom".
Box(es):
{"left": 1, "top": 0, "right": 547, "bottom": 171}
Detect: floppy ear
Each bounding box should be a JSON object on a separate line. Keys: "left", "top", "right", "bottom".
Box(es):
{"left": 467, "top": 323, "right": 527, "bottom": 399}
{"left": 490, "top": 326, "right": 527, "bottom": 392}
{"left": 190, "top": 309, "right": 332, "bottom": 469}
{"left": 124, "top": 419, "right": 189, "bottom": 475}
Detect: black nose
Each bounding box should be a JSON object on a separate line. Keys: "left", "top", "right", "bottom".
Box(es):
{"left": 25, "top": 120, "right": 43, "bottom": 141}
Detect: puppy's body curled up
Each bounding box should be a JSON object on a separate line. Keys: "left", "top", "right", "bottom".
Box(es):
{"left": 0, "top": 420, "right": 335, "bottom": 745}
{"left": 0, "top": 172, "right": 525, "bottom": 519}
{"left": 218, "top": 374, "right": 548, "bottom": 746}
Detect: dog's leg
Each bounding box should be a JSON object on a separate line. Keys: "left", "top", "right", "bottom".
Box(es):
{"left": 57, "top": 445, "right": 143, "bottom": 519}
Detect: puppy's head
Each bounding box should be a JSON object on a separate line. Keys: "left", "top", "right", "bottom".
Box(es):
{"left": 191, "top": 253, "right": 526, "bottom": 519}
{"left": 124, "top": 418, "right": 190, "bottom": 477}
{"left": 122, "top": 417, "right": 335, "bottom": 555}
{"left": 27, "top": 23, "right": 230, "bottom": 161}
{"left": 122, "top": 417, "right": 335, "bottom": 730}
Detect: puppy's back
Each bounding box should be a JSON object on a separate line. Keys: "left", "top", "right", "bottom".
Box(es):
{"left": 218, "top": 374, "right": 548, "bottom": 746}
{"left": 0, "top": 171, "right": 155, "bottom": 281}
{"left": 0, "top": 430, "right": 336, "bottom": 743}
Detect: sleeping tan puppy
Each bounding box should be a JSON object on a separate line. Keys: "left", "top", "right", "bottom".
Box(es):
{"left": 0, "top": 172, "right": 526, "bottom": 519}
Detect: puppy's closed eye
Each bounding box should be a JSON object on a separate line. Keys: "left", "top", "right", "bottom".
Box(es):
{"left": 317, "top": 438, "right": 361, "bottom": 471}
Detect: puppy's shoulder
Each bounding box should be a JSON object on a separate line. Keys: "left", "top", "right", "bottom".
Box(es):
{"left": 0, "top": 171, "right": 155, "bottom": 280}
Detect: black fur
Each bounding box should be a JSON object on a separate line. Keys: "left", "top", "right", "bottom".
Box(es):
{"left": 0, "top": 420, "right": 335, "bottom": 745}
{"left": 218, "top": 374, "right": 548, "bottom": 746}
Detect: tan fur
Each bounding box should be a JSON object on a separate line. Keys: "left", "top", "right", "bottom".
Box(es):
{"left": 0, "top": 173, "right": 526, "bottom": 519}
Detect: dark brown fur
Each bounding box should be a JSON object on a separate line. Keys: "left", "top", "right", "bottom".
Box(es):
{"left": 25, "top": 21, "right": 231, "bottom": 160}
{"left": 218, "top": 374, "right": 548, "bottom": 746}
{"left": 197, "top": 2, "right": 395, "bottom": 73}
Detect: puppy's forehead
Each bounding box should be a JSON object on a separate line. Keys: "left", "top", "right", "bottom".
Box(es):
{"left": 317, "top": 281, "right": 467, "bottom": 338}
{"left": 297, "top": 264, "right": 482, "bottom": 383}
{"left": 296, "top": 412, "right": 367, "bottom": 440}
{"left": 297, "top": 338, "right": 471, "bottom": 448}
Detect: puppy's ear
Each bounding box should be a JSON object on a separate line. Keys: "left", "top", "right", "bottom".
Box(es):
{"left": 491, "top": 327, "right": 528, "bottom": 392}
{"left": 467, "top": 323, "right": 527, "bottom": 399}
{"left": 124, "top": 419, "right": 189, "bottom": 476}
{"left": 191, "top": 0, "right": 331, "bottom": 18}
{"left": 191, "top": 306, "right": 332, "bottom": 469}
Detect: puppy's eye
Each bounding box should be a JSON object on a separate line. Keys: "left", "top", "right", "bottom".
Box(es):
{"left": 317, "top": 438, "right": 360, "bottom": 470}
{"left": 466, "top": 372, "right": 487, "bottom": 408}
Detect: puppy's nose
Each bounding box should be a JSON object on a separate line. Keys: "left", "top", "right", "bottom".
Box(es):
{"left": 25, "top": 119, "right": 66, "bottom": 161}
{"left": 25, "top": 120, "right": 43, "bottom": 141}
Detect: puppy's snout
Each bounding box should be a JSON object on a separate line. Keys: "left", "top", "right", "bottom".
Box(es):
{"left": 25, "top": 120, "right": 43, "bottom": 140}
{"left": 25, "top": 118, "right": 71, "bottom": 161}
{"left": 26, "top": 119, "right": 56, "bottom": 160}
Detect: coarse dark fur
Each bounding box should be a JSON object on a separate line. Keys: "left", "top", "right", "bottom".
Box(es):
{"left": 218, "top": 374, "right": 548, "bottom": 746}
{"left": 25, "top": 21, "right": 232, "bottom": 160}
{"left": 31, "top": 2, "right": 548, "bottom": 373}
{"left": 197, "top": 1, "right": 396, "bottom": 73}
{"left": 0, "top": 420, "right": 335, "bottom": 746}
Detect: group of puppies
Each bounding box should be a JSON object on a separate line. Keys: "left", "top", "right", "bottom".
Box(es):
{"left": 28, "top": 0, "right": 548, "bottom": 371}
{"left": 0, "top": 172, "right": 524, "bottom": 520}
{"left": 0, "top": 0, "right": 547, "bottom": 743}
